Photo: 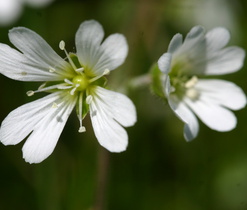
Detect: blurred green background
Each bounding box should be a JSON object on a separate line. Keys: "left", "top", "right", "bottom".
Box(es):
{"left": 0, "top": 0, "right": 247, "bottom": 209}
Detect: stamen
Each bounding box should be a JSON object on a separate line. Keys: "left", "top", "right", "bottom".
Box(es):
{"left": 70, "top": 87, "right": 78, "bottom": 95}
{"left": 26, "top": 90, "right": 34, "bottom": 96}
{"left": 59, "top": 40, "right": 77, "bottom": 71}
{"left": 76, "top": 67, "right": 84, "bottom": 73}
{"left": 27, "top": 83, "right": 71, "bottom": 96}
{"left": 186, "top": 88, "right": 199, "bottom": 100}
{"left": 79, "top": 126, "right": 86, "bottom": 133}
{"left": 64, "top": 78, "right": 74, "bottom": 85}
{"left": 57, "top": 85, "right": 73, "bottom": 90}
{"left": 89, "top": 69, "right": 110, "bottom": 83}
{"left": 49, "top": 67, "right": 56, "bottom": 73}
{"left": 70, "top": 84, "right": 80, "bottom": 95}
{"left": 185, "top": 76, "right": 198, "bottom": 88}
{"left": 36, "top": 84, "right": 67, "bottom": 92}
{"left": 59, "top": 40, "right": 65, "bottom": 50}
{"left": 38, "top": 82, "right": 47, "bottom": 90}
{"left": 78, "top": 92, "right": 86, "bottom": 133}
{"left": 104, "top": 68, "right": 110, "bottom": 75}
{"left": 52, "top": 102, "right": 58, "bottom": 108}
{"left": 86, "top": 95, "right": 93, "bottom": 104}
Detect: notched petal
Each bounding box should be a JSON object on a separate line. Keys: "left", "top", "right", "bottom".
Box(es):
{"left": 89, "top": 87, "right": 137, "bottom": 152}
{"left": 158, "top": 53, "right": 172, "bottom": 74}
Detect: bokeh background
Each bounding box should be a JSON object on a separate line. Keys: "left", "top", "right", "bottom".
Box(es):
{"left": 0, "top": 0, "right": 247, "bottom": 209}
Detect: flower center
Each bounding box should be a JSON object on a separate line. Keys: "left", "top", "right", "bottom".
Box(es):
{"left": 72, "top": 74, "right": 89, "bottom": 91}
{"left": 170, "top": 70, "right": 199, "bottom": 100}
{"left": 26, "top": 40, "right": 111, "bottom": 134}
{"left": 168, "top": 58, "right": 200, "bottom": 100}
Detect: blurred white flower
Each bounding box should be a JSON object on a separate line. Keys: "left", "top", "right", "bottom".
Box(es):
{"left": 168, "top": 0, "right": 241, "bottom": 39}
{"left": 0, "top": 0, "right": 22, "bottom": 26}
{"left": 157, "top": 26, "right": 246, "bottom": 141}
{"left": 25, "top": 0, "right": 54, "bottom": 7}
{"left": 0, "top": 0, "right": 54, "bottom": 26}
{"left": 194, "top": 0, "right": 239, "bottom": 32}
{"left": 0, "top": 20, "right": 136, "bottom": 163}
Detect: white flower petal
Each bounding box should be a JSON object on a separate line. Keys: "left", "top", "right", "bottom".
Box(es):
{"left": 205, "top": 27, "right": 230, "bottom": 51}
{"left": 168, "top": 96, "right": 199, "bottom": 141}
{"left": 163, "top": 75, "right": 171, "bottom": 97}
{"left": 179, "top": 26, "right": 205, "bottom": 53}
{"left": 185, "top": 26, "right": 205, "bottom": 41}
{"left": 0, "top": 92, "right": 62, "bottom": 145}
{"left": 0, "top": 92, "right": 76, "bottom": 163}
{"left": 22, "top": 95, "right": 76, "bottom": 164}
{"left": 196, "top": 79, "right": 246, "bottom": 110}
{"left": 158, "top": 53, "right": 172, "bottom": 74}
{"left": 168, "top": 33, "right": 183, "bottom": 54}
{"left": 174, "top": 26, "right": 206, "bottom": 63}
{"left": 76, "top": 20, "right": 128, "bottom": 75}
{"left": 184, "top": 97, "right": 237, "bottom": 132}
{"left": 89, "top": 87, "right": 136, "bottom": 152}
{"left": 0, "top": 43, "right": 64, "bottom": 81}
{"left": 90, "top": 105, "right": 128, "bottom": 153}
{"left": 8, "top": 27, "right": 73, "bottom": 79}
{"left": 93, "top": 87, "right": 136, "bottom": 126}
{"left": 93, "top": 34, "right": 128, "bottom": 73}
{"left": 204, "top": 46, "right": 245, "bottom": 75}
{"left": 75, "top": 20, "right": 104, "bottom": 73}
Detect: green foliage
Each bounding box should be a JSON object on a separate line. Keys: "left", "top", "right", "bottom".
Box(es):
{"left": 150, "top": 63, "right": 166, "bottom": 98}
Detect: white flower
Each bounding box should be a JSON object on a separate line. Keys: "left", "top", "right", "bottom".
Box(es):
{"left": 0, "top": 0, "right": 54, "bottom": 26}
{"left": 0, "top": 20, "right": 137, "bottom": 163}
{"left": 157, "top": 26, "right": 246, "bottom": 141}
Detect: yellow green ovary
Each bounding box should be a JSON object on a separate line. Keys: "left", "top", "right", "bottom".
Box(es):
{"left": 72, "top": 74, "right": 89, "bottom": 91}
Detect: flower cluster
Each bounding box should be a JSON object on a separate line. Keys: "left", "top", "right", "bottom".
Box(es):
{"left": 0, "top": 20, "right": 246, "bottom": 164}
{"left": 0, "top": 20, "right": 136, "bottom": 163}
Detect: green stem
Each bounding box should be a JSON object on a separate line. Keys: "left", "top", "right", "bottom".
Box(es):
{"left": 128, "top": 73, "right": 151, "bottom": 90}
{"left": 93, "top": 147, "right": 110, "bottom": 210}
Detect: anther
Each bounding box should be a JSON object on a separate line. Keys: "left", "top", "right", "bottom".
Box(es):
{"left": 103, "top": 69, "right": 110, "bottom": 75}
{"left": 77, "top": 92, "right": 86, "bottom": 133}
{"left": 52, "top": 102, "right": 58, "bottom": 108}
{"left": 59, "top": 40, "right": 77, "bottom": 71}
{"left": 49, "top": 67, "right": 56, "bottom": 73}
{"left": 78, "top": 126, "right": 86, "bottom": 133}
{"left": 186, "top": 88, "right": 199, "bottom": 100}
{"left": 185, "top": 76, "right": 198, "bottom": 88}
{"left": 27, "top": 83, "right": 72, "bottom": 96}
{"left": 26, "top": 90, "right": 34, "bottom": 96}
{"left": 59, "top": 40, "right": 65, "bottom": 50}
